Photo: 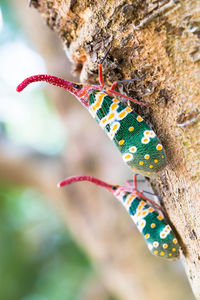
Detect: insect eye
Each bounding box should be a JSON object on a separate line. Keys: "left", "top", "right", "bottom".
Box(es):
{"left": 111, "top": 186, "right": 118, "bottom": 191}
{"left": 74, "top": 84, "right": 83, "bottom": 90}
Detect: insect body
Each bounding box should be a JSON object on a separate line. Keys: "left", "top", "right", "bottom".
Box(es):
{"left": 88, "top": 91, "right": 166, "bottom": 176}
{"left": 58, "top": 175, "right": 180, "bottom": 260}
{"left": 16, "top": 49, "right": 166, "bottom": 177}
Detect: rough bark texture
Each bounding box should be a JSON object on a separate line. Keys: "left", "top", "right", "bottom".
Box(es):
{"left": 11, "top": 0, "right": 200, "bottom": 299}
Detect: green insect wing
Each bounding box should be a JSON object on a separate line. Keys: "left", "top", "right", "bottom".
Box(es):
{"left": 89, "top": 91, "right": 166, "bottom": 177}
{"left": 114, "top": 188, "right": 179, "bottom": 260}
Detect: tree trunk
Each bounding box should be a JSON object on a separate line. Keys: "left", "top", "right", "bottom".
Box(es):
{"left": 15, "top": 0, "right": 200, "bottom": 299}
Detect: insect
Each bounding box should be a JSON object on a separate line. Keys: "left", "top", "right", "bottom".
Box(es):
{"left": 58, "top": 174, "right": 180, "bottom": 260}
{"left": 16, "top": 45, "right": 166, "bottom": 177}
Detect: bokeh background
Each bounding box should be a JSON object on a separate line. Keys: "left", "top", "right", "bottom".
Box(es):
{"left": 0, "top": 2, "right": 94, "bottom": 300}
{"left": 0, "top": 1, "right": 195, "bottom": 300}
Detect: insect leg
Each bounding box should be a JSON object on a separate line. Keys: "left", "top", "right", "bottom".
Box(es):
{"left": 98, "top": 42, "right": 112, "bottom": 88}
{"left": 106, "top": 75, "right": 149, "bottom": 106}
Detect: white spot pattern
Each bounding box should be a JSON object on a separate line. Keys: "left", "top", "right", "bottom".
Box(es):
{"left": 160, "top": 225, "right": 171, "bottom": 239}
{"left": 107, "top": 121, "right": 120, "bottom": 140}
{"left": 141, "top": 137, "right": 150, "bottom": 144}
{"left": 153, "top": 241, "right": 159, "bottom": 248}
{"left": 137, "top": 219, "right": 146, "bottom": 233}
{"left": 129, "top": 146, "right": 137, "bottom": 153}
{"left": 122, "top": 153, "right": 133, "bottom": 162}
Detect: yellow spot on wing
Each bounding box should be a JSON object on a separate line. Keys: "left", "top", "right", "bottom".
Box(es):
{"left": 118, "top": 111, "right": 126, "bottom": 119}
{"left": 94, "top": 103, "right": 100, "bottom": 109}
{"left": 156, "top": 144, "right": 163, "bottom": 151}
{"left": 142, "top": 137, "right": 150, "bottom": 144}
{"left": 126, "top": 196, "right": 135, "bottom": 205}
{"left": 119, "top": 139, "right": 124, "bottom": 146}
{"left": 112, "top": 124, "right": 118, "bottom": 131}
{"left": 123, "top": 154, "right": 133, "bottom": 161}
{"left": 94, "top": 93, "right": 106, "bottom": 109}
{"left": 129, "top": 146, "right": 137, "bottom": 153}
{"left": 153, "top": 242, "right": 159, "bottom": 247}
{"left": 108, "top": 113, "right": 115, "bottom": 120}
{"left": 111, "top": 103, "right": 118, "bottom": 110}
{"left": 126, "top": 107, "right": 132, "bottom": 112}
{"left": 142, "top": 211, "right": 147, "bottom": 216}
{"left": 148, "top": 207, "right": 154, "bottom": 212}
{"left": 137, "top": 115, "right": 143, "bottom": 122}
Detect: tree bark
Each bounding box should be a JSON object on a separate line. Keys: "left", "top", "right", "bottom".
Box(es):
{"left": 13, "top": 0, "right": 200, "bottom": 299}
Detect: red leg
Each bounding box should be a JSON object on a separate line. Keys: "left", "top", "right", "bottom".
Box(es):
{"left": 134, "top": 190, "right": 164, "bottom": 212}
{"left": 106, "top": 89, "right": 150, "bottom": 107}
{"left": 98, "top": 43, "right": 113, "bottom": 88}
{"left": 133, "top": 174, "right": 138, "bottom": 190}
{"left": 131, "top": 174, "right": 164, "bottom": 212}
{"left": 98, "top": 64, "right": 104, "bottom": 88}
{"left": 110, "top": 81, "right": 117, "bottom": 90}
{"left": 108, "top": 75, "right": 149, "bottom": 107}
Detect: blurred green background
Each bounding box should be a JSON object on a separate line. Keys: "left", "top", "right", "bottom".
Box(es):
{"left": 0, "top": 182, "right": 92, "bottom": 300}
